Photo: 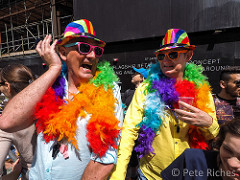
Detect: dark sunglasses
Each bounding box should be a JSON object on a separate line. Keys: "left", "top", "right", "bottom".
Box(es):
{"left": 64, "top": 42, "right": 104, "bottom": 57}
{"left": 0, "top": 82, "right": 5, "bottom": 86}
{"left": 155, "top": 50, "right": 188, "bottom": 61}
{"left": 234, "top": 80, "right": 240, "bottom": 87}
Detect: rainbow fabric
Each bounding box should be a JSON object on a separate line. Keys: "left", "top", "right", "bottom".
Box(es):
{"left": 34, "top": 61, "right": 120, "bottom": 157}
{"left": 64, "top": 19, "right": 95, "bottom": 37}
{"left": 163, "top": 29, "right": 189, "bottom": 46}
{"left": 155, "top": 29, "right": 196, "bottom": 52}
{"left": 135, "top": 62, "right": 213, "bottom": 158}
{"left": 57, "top": 19, "right": 105, "bottom": 47}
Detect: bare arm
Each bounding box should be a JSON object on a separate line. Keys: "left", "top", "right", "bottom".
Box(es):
{"left": 81, "top": 160, "right": 114, "bottom": 180}
{"left": 0, "top": 35, "right": 62, "bottom": 132}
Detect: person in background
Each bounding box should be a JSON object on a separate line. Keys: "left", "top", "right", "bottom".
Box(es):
{"left": 110, "top": 29, "right": 219, "bottom": 179}
{"left": 0, "top": 19, "right": 123, "bottom": 179}
{"left": 0, "top": 64, "right": 36, "bottom": 180}
{"left": 122, "top": 67, "right": 148, "bottom": 111}
{"left": 131, "top": 67, "right": 148, "bottom": 87}
{"left": 161, "top": 117, "right": 240, "bottom": 180}
{"left": 121, "top": 67, "right": 148, "bottom": 180}
{"left": 213, "top": 66, "right": 240, "bottom": 125}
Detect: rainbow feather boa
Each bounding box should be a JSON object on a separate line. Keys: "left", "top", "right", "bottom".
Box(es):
{"left": 135, "top": 62, "right": 213, "bottom": 158}
{"left": 34, "top": 61, "right": 121, "bottom": 157}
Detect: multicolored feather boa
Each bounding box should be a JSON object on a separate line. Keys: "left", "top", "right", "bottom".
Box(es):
{"left": 135, "top": 62, "right": 214, "bottom": 158}
{"left": 34, "top": 61, "right": 121, "bottom": 157}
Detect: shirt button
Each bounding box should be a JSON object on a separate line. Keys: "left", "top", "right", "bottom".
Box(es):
{"left": 175, "top": 142, "right": 178, "bottom": 144}
{"left": 46, "top": 168, "right": 49, "bottom": 172}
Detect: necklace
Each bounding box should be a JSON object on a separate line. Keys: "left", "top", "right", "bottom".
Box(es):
{"left": 34, "top": 61, "right": 121, "bottom": 157}
{"left": 135, "top": 62, "right": 213, "bottom": 158}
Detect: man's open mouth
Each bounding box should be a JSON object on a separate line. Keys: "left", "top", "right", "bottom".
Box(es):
{"left": 81, "top": 64, "right": 92, "bottom": 70}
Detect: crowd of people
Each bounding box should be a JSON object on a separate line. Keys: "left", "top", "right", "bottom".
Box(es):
{"left": 0, "top": 19, "right": 239, "bottom": 180}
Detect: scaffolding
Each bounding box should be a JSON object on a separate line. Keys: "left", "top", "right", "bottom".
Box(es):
{"left": 0, "top": 0, "right": 73, "bottom": 58}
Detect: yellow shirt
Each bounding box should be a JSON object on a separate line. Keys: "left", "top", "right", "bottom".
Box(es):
{"left": 110, "top": 83, "right": 219, "bottom": 180}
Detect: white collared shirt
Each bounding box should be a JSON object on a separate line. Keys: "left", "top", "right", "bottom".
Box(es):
{"left": 29, "top": 82, "right": 123, "bottom": 180}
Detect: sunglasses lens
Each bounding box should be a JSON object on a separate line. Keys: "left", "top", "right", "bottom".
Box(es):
{"left": 79, "top": 43, "right": 91, "bottom": 54}
{"left": 94, "top": 47, "right": 103, "bottom": 56}
{"left": 157, "top": 54, "right": 165, "bottom": 61}
{"left": 235, "top": 80, "right": 240, "bottom": 87}
{"left": 168, "top": 52, "right": 178, "bottom": 60}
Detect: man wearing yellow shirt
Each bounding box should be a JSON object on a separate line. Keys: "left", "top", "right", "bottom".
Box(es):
{"left": 110, "top": 29, "right": 220, "bottom": 179}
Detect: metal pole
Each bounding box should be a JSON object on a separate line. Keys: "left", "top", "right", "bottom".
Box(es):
{"left": 10, "top": 15, "right": 15, "bottom": 51}
{"left": 21, "top": 35, "right": 24, "bottom": 56}
{"left": 57, "top": 10, "right": 61, "bottom": 39}
{"left": 4, "top": 24, "right": 9, "bottom": 54}
{"left": 42, "top": 21, "right": 45, "bottom": 38}
{"left": 51, "top": 0, "right": 58, "bottom": 40}
{"left": 50, "top": 0, "right": 53, "bottom": 38}
{"left": 42, "top": 6, "right": 45, "bottom": 37}
{"left": 24, "top": 25, "right": 36, "bottom": 39}
{"left": 37, "top": 24, "right": 40, "bottom": 38}
{"left": 46, "top": 22, "right": 49, "bottom": 34}
{"left": 27, "top": 29, "right": 29, "bottom": 49}
{"left": 9, "top": 2, "right": 15, "bottom": 51}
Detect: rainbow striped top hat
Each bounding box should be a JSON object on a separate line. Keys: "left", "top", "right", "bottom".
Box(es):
{"left": 57, "top": 19, "right": 106, "bottom": 47}
{"left": 155, "top": 29, "right": 196, "bottom": 53}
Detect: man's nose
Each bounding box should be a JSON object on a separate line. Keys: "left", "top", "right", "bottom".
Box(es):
{"left": 86, "top": 49, "right": 96, "bottom": 58}
{"left": 162, "top": 55, "right": 172, "bottom": 62}
{"left": 227, "top": 157, "right": 240, "bottom": 170}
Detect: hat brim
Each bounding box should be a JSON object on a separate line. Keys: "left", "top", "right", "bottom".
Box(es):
{"left": 57, "top": 35, "right": 106, "bottom": 47}
{"left": 155, "top": 44, "right": 196, "bottom": 53}
{"left": 133, "top": 67, "right": 148, "bottom": 79}
{"left": 133, "top": 67, "right": 141, "bottom": 74}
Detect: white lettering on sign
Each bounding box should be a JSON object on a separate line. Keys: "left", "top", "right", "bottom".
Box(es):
{"left": 190, "top": 58, "right": 231, "bottom": 72}
{"left": 203, "top": 65, "right": 230, "bottom": 72}
{"left": 190, "top": 58, "right": 220, "bottom": 65}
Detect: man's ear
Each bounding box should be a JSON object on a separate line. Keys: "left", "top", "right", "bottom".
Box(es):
{"left": 220, "top": 80, "right": 227, "bottom": 89}
{"left": 59, "top": 46, "right": 67, "bottom": 61}
{"left": 185, "top": 50, "right": 193, "bottom": 62}
{"left": 5, "top": 82, "right": 11, "bottom": 93}
{"left": 139, "top": 76, "right": 144, "bottom": 83}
